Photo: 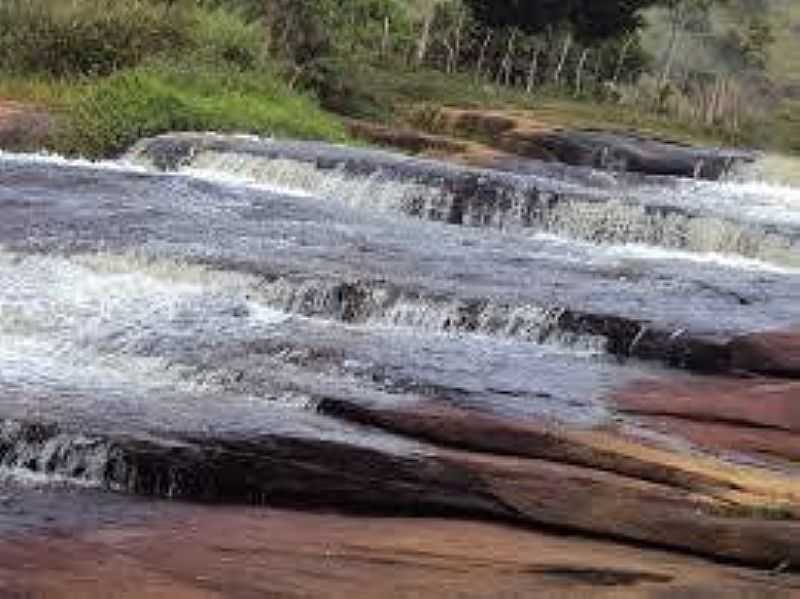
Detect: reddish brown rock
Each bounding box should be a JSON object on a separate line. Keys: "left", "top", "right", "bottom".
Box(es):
{"left": 345, "top": 118, "right": 522, "bottom": 170}
{"left": 317, "top": 398, "right": 743, "bottom": 494}
{"left": 455, "top": 450, "right": 800, "bottom": 568}
{"left": 9, "top": 406, "right": 800, "bottom": 569}
{"left": 615, "top": 377, "right": 800, "bottom": 433}
{"left": 614, "top": 374, "right": 800, "bottom": 471}
{"left": 637, "top": 415, "right": 800, "bottom": 463}
{"left": 315, "top": 399, "right": 800, "bottom": 567}
{"left": 2, "top": 505, "right": 799, "bottom": 598}
{"left": 729, "top": 330, "right": 800, "bottom": 378}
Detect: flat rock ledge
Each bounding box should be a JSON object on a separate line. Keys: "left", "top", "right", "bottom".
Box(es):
{"left": 3, "top": 506, "right": 800, "bottom": 598}
{"left": 4, "top": 390, "right": 800, "bottom": 571}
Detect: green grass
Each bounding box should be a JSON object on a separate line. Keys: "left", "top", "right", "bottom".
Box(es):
{"left": 769, "top": 1, "right": 800, "bottom": 87}
{"left": 0, "top": 0, "right": 348, "bottom": 157}
{"left": 0, "top": 61, "right": 348, "bottom": 159}
{"left": 756, "top": 1, "right": 800, "bottom": 156}
{"left": 0, "top": 0, "right": 794, "bottom": 158}
{"left": 49, "top": 62, "right": 348, "bottom": 158}
{"left": 0, "top": 76, "right": 73, "bottom": 107}
{"left": 0, "top": 0, "right": 188, "bottom": 78}
{"left": 762, "top": 100, "right": 800, "bottom": 156}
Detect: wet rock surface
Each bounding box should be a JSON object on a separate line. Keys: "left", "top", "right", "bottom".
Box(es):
{"left": 5, "top": 407, "right": 800, "bottom": 568}
{"left": 1, "top": 138, "right": 800, "bottom": 591}
{"left": 129, "top": 133, "right": 800, "bottom": 265}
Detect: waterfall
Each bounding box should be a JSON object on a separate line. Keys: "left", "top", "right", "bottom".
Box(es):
{"left": 2, "top": 137, "right": 799, "bottom": 498}
{"left": 129, "top": 133, "right": 800, "bottom": 267}
{"left": 0, "top": 420, "right": 110, "bottom": 485}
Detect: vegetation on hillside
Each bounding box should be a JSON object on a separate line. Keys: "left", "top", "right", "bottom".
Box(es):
{"left": 0, "top": 0, "right": 347, "bottom": 156}
{"left": 201, "top": 0, "right": 798, "bottom": 151}
{"left": 0, "top": 0, "right": 796, "bottom": 157}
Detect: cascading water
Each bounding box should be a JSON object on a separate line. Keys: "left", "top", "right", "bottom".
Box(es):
{"left": 1, "top": 134, "right": 800, "bottom": 496}
{"left": 0, "top": 420, "right": 110, "bottom": 485}
{"left": 128, "top": 134, "right": 800, "bottom": 267}
{"left": 728, "top": 153, "right": 800, "bottom": 188}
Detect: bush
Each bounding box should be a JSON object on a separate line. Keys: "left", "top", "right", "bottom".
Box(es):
{"left": 52, "top": 62, "right": 349, "bottom": 157}
{"left": 0, "top": 0, "right": 187, "bottom": 77}
{"left": 0, "top": 0, "right": 272, "bottom": 77}
{"left": 185, "top": 6, "right": 267, "bottom": 69}
{"left": 0, "top": 0, "right": 349, "bottom": 157}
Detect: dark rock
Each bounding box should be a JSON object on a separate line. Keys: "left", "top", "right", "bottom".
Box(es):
{"left": 315, "top": 398, "right": 735, "bottom": 494}
{"left": 526, "top": 129, "right": 754, "bottom": 180}
{"left": 426, "top": 108, "right": 755, "bottom": 180}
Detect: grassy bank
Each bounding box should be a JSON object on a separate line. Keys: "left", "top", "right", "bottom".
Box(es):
{"left": 54, "top": 64, "right": 345, "bottom": 158}
{"left": 0, "top": 0, "right": 795, "bottom": 159}
{"left": 0, "top": 0, "right": 348, "bottom": 157}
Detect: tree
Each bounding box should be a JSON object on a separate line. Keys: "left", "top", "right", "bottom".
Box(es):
{"left": 464, "top": 0, "right": 660, "bottom": 43}
{"left": 655, "top": 0, "right": 727, "bottom": 88}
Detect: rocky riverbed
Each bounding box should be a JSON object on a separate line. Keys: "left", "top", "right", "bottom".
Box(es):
{"left": 0, "top": 131, "right": 799, "bottom": 597}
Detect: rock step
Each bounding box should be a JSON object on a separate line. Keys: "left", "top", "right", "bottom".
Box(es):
{"left": 127, "top": 133, "right": 800, "bottom": 267}
{"left": 4, "top": 160, "right": 798, "bottom": 364}
{"left": 2, "top": 415, "right": 800, "bottom": 569}
{"left": 178, "top": 265, "right": 800, "bottom": 378}
{"left": 314, "top": 398, "right": 800, "bottom": 501}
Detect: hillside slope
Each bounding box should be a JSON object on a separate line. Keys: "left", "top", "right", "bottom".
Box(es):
{"left": 770, "top": 0, "right": 800, "bottom": 90}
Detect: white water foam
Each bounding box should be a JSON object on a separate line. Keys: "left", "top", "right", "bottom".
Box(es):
{"left": 368, "top": 298, "right": 608, "bottom": 355}
{"left": 732, "top": 153, "right": 800, "bottom": 188}
{"left": 529, "top": 232, "right": 800, "bottom": 275}
{"left": 169, "top": 150, "right": 451, "bottom": 215}
{"left": 0, "top": 149, "right": 147, "bottom": 174}
{"left": 0, "top": 249, "right": 290, "bottom": 397}
{"left": 670, "top": 179, "right": 800, "bottom": 229}
{"left": 129, "top": 145, "right": 800, "bottom": 267}
{"left": 0, "top": 420, "right": 109, "bottom": 486}
{"left": 0, "top": 466, "right": 103, "bottom": 488}
{"left": 539, "top": 197, "right": 798, "bottom": 265}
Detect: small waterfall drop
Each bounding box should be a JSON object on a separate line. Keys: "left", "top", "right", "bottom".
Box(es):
{"left": 129, "top": 134, "right": 800, "bottom": 267}
{"left": 0, "top": 421, "right": 110, "bottom": 485}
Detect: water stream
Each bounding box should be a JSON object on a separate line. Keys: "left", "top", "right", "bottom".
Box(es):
{"left": 0, "top": 136, "right": 798, "bottom": 495}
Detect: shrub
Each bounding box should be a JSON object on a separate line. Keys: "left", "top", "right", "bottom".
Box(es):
{"left": 0, "top": 0, "right": 187, "bottom": 77}
{"left": 185, "top": 6, "right": 267, "bottom": 69}
{"left": 52, "top": 62, "right": 349, "bottom": 157}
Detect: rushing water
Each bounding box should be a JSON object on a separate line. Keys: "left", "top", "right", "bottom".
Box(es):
{"left": 0, "top": 136, "right": 799, "bottom": 492}
{"left": 126, "top": 135, "right": 800, "bottom": 265}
